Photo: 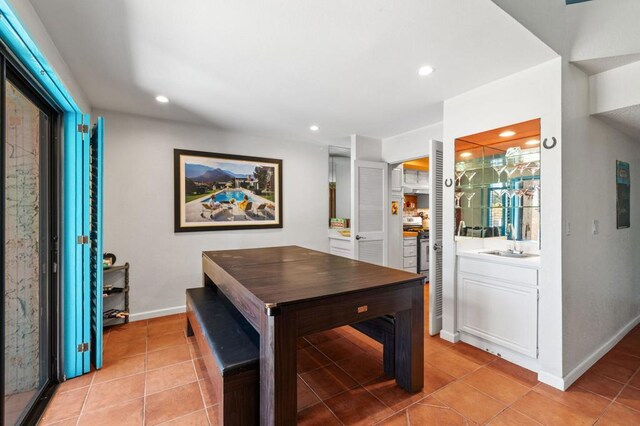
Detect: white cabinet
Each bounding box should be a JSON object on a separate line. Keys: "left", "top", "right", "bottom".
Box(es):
{"left": 403, "top": 169, "right": 418, "bottom": 185}
{"left": 417, "top": 171, "right": 429, "bottom": 186}
{"left": 457, "top": 257, "right": 538, "bottom": 358}
{"left": 329, "top": 238, "right": 353, "bottom": 259}
{"left": 403, "top": 237, "right": 417, "bottom": 272}
{"left": 391, "top": 166, "right": 403, "bottom": 195}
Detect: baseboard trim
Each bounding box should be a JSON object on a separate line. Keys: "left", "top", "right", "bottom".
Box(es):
{"left": 129, "top": 305, "right": 186, "bottom": 322}
{"left": 440, "top": 330, "right": 460, "bottom": 343}
{"left": 560, "top": 313, "right": 640, "bottom": 390}
{"left": 538, "top": 371, "right": 565, "bottom": 390}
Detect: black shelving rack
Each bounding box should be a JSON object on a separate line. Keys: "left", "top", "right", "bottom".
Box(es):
{"left": 103, "top": 262, "right": 130, "bottom": 326}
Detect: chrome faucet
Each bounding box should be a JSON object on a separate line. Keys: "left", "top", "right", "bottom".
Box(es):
{"left": 457, "top": 220, "right": 466, "bottom": 236}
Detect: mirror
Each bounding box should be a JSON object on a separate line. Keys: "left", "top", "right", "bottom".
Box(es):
{"left": 454, "top": 119, "right": 541, "bottom": 245}
{"left": 329, "top": 146, "right": 351, "bottom": 227}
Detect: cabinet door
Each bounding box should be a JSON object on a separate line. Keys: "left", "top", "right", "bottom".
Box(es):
{"left": 391, "top": 166, "right": 403, "bottom": 194}
{"left": 417, "top": 171, "right": 429, "bottom": 186}
{"left": 458, "top": 273, "right": 538, "bottom": 358}
{"left": 404, "top": 169, "right": 418, "bottom": 184}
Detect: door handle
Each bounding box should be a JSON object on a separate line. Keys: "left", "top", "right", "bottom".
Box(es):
{"left": 355, "top": 235, "right": 366, "bottom": 240}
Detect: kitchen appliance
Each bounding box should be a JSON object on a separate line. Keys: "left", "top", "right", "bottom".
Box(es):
{"left": 402, "top": 216, "right": 422, "bottom": 229}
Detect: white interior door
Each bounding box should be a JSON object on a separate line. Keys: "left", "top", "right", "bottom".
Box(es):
{"left": 353, "top": 160, "right": 388, "bottom": 266}
{"left": 429, "top": 140, "right": 444, "bottom": 335}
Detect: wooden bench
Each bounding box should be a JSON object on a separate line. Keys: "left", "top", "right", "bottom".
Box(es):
{"left": 186, "top": 287, "right": 259, "bottom": 425}
{"left": 350, "top": 315, "right": 396, "bottom": 377}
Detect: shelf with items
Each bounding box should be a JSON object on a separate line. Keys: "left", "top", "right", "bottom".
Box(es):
{"left": 103, "top": 262, "right": 130, "bottom": 327}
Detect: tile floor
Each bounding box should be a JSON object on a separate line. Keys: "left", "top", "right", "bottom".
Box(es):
{"left": 39, "top": 291, "right": 640, "bottom": 425}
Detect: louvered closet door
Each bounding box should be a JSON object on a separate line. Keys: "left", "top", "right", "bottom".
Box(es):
{"left": 353, "top": 161, "right": 387, "bottom": 266}
{"left": 89, "top": 118, "right": 104, "bottom": 369}
{"left": 429, "top": 140, "right": 444, "bottom": 335}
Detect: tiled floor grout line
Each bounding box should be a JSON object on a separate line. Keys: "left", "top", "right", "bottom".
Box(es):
{"left": 186, "top": 357, "right": 213, "bottom": 424}
{"left": 142, "top": 328, "right": 148, "bottom": 426}
{"left": 75, "top": 365, "right": 97, "bottom": 424}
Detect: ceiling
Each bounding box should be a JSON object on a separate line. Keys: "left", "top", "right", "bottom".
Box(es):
{"left": 29, "top": 0, "right": 557, "bottom": 143}
{"left": 455, "top": 119, "right": 541, "bottom": 161}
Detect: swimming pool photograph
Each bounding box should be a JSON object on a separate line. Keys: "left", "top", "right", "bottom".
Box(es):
{"left": 174, "top": 149, "right": 283, "bottom": 232}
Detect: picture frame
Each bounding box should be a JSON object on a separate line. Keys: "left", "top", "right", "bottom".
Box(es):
{"left": 174, "top": 149, "right": 283, "bottom": 232}
{"left": 616, "top": 160, "right": 630, "bottom": 229}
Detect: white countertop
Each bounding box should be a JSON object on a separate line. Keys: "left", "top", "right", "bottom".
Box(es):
{"left": 457, "top": 248, "right": 541, "bottom": 269}
{"left": 328, "top": 229, "right": 351, "bottom": 241}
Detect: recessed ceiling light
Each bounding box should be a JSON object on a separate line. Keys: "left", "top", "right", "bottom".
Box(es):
{"left": 499, "top": 130, "right": 516, "bottom": 138}
{"left": 418, "top": 65, "right": 435, "bottom": 76}
{"left": 155, "top": 95, "right": 169, "bottom": 103}
{"left": 309, "top": 125, "right": 319, "bottom": 132}
{"left": 460, "top": 152, "right": 472, "bottom": 158}
{"left": 525, "top": 139, "right": 540, "bottom": 146}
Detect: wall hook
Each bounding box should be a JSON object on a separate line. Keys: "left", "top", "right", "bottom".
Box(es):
{"left": 445, "top": 178, "right": 453, "bottom": 187}
{"left": 543, "top": 137, "right": 557, "bottom": 150}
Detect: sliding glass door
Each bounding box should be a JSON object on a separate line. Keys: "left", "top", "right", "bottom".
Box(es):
{"left": 2, "top": 53, "right": 58, "bottom": 426}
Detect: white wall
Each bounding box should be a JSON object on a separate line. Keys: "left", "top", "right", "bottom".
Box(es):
{"left": 589, "top": 60, "right": 640, "bottom": 115}
{"left": 561, "top": 63, "right": 640, "bottom": 378}
{"left": 567, "top": 0, "right": 640, "bottom": 61}
{"left": 99, "top": 109, "right": 329, "bottom": 319}
{"left": 333, "top": 157, "right": 351, "bottom": 219}
{"left": 382, "top": 122, "right": 443, "bottom": 164}
{"left": 8, "top": 0, "right": 90, "bottom": 112}
{"left": 442, "top": 58, "right": 564, "bottom": 384}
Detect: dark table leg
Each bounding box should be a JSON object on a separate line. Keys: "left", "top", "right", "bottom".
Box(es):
{"left": 260, "top": 311, "right": 297, "bottom": 425}
{"left": 394, "top": 285, "right": 424, "bottom": 392}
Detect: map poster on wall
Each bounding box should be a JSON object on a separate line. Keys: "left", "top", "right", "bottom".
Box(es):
{"left": 616, "top": 160, "right": 630, "bottom": 229}
{"left": 174, "top": 149, "right": 283, "bottom": 232}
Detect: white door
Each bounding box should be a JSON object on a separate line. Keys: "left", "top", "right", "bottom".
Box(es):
{"left": 353, "top": 160, "right": 387, "bottom": 266}
{"left": 429, "top": 141, "right": 444, "bottom": 335}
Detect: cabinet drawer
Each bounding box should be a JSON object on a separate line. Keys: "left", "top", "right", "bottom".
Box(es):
{"left": 458, "top": 257, "right": 537, "bottom": 287}
{"left": 403, "top": 238, "right": 417, "bottom": 247}
{"left": 330, "top": 246, "right": 352, "bottom": 259}
{"left": 403, "top": 257, "right": 416, "bottom": 268}
{"left": 330, "top": 238, "right": 351, "bottom": 251}
{"left": 403, "top": 246, "right": 417, "bottom": 257}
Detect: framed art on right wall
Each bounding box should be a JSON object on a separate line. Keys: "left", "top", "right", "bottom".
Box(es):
{"left": 616, "top": 160, "right": 630, "bottom": 229}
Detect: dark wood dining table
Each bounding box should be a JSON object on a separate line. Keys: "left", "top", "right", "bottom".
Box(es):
{"left": 202, "top": 245, "right": 425, "bottom": 425}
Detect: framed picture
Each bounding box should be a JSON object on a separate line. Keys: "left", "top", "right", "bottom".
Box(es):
{"left": 174, "top": 149, "right": 283, "bottom": 232}
{"left": 616, "top": 160, "right": 630, "bottom": 229}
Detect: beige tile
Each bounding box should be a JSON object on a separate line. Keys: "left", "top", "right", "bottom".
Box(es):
{"left": 145, "top": 382, "right": 204, "bottom": 425}
{"left": 511, "top": 390, "right": 594, "bottom": 425}
{"left": 93, "top": 354, "right": 145, "bottom": 384}
{"left": 83, "top": 373, "right": 145, "bottom": 413}
{"left": 534, "top": 382, "right": 610, "bottom": 419}
{"left": 297, "top": 402, "right": 341, "bottom": 425}
{"left": 597, "top": 402, "right": 640, "bottom": 425}
{"left": 433, "top": 381, "right": 506, "bottom": 424}
{"left": 39, "top": 387, "right": 88, "bottom": 425}
{"left": 463, "top": 367, "right": 531, "bottom": 404}
{"left": 488, "top": 408, "right": 539, "bottom": 425}
{"left": 407, "top": 396, "right": 467, "bottom": 425}
{"left": 146, "top": 361, "right": 197, "bottom": 395}
{"left": 363, "top": 376, "right": 427, "bottom": 411}
{"left": 324, "top": 386, "right": 394, "bottom": 425}
{"left": 300, "top": 364, "right": 358, "bottom": 400}
{"left": 426, "top": 349, "right": 482, "bottom": 378}
{"left": 148, "top": 331, "right": 187, "bottom": 352}
{"left": 77, "top": 397, "right": 143, "bottom": 426}
{"left": 159, "top": 409, "right": 210, "bottom": 425}
{"left": 57, "top": 372, "right": 94, "bottom": 393}
{"left": 575, "top": 370, "right": 625, "bottom": 399}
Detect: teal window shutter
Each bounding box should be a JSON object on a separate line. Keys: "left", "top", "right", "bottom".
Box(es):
{"left": 89, "top": 118, "right": 104, "bottom": 369}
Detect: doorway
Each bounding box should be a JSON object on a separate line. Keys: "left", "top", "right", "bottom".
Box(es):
{"left": 2, "top": 50, "right": 59, "bottom": 426}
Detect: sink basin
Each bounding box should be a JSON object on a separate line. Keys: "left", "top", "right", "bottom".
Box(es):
{"left": 481, "top": 250, "right": 539, "bottom": 258}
